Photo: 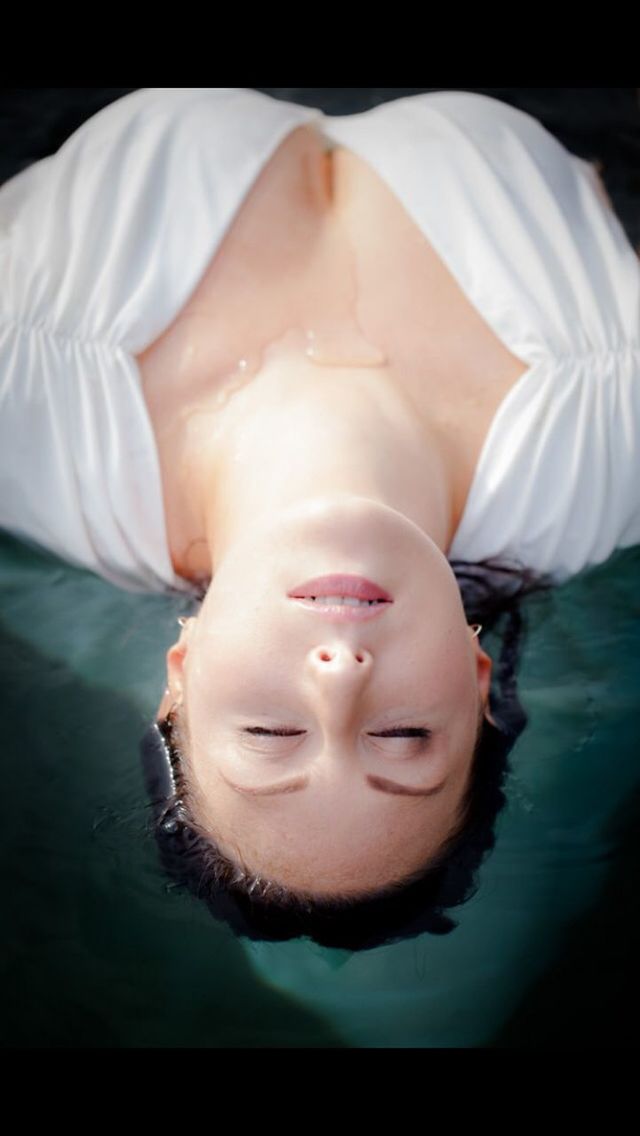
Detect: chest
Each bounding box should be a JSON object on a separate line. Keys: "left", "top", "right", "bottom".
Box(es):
{"left": 135, "top": 124, "right": 530, "bottom": 536}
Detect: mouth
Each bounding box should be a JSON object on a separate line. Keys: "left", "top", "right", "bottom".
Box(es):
{"left": 287, "top": 574, "right": 393, "bottom": 621}
{"left": 287, "top": 574, "right": 392, "bottom": 601}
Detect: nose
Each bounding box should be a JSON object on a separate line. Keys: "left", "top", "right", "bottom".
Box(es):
{"left": 306, "top": 641, "right": 373, "bottom": 673}
{"left": 304, "top": 643, "right": 373, "bottom": 731}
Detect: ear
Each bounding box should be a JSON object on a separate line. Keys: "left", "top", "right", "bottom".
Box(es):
{"left": 470, "top": 631, "right": 498, "bottom": 728}
{"left": 155, "top": 617, "right": 196, "bottom": 720}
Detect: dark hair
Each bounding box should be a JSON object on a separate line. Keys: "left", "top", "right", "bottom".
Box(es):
{"left": 141, "top": 555, "right": 554, "bottom": 951}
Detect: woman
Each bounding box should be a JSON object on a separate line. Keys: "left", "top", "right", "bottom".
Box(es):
{"left": 1, "top": 88, "right": 638, "bottom": 948}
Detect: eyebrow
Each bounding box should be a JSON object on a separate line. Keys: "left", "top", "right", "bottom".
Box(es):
{"left": 219, "top": 771, "right": 446, "bottom": 798}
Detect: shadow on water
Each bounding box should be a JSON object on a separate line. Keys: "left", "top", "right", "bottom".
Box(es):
{"left": 0, "top": 533, "right": 346, "bottom": 1048}
{"left": 489, "top": 783, "right": 640, "bottom": 1049}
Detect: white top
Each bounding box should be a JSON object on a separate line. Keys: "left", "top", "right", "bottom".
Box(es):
{"left": 1, "top": 87, "right": 639, "bottom": 594}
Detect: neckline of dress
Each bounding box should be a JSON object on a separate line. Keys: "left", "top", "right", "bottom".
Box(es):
{"left": 134, "top": 97, "right": 546, "bottom": 589}
{"left": 313, "top": 104, "right": 545, "bottom": 553}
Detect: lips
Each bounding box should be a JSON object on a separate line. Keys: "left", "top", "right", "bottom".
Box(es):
{"left": 287, "top": 574, "right": 392, "bottom": 601}
{"left": 287, "top": 574, "right": 393, "bottom": 622}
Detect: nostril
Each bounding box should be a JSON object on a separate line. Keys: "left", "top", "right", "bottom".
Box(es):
{"left": 315, "top": 648, "right": 369, "bottom": 664}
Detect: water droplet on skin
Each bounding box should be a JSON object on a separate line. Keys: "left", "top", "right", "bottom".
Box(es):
{"left": 212, "top": 352, "right": 263, "bottom": 407}
{"left": 211, "top": 314, "right": 389, "bottom": 411}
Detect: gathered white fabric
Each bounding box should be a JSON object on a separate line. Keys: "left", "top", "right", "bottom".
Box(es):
{"left": 1, "top": 88, "right": 639, "bottom": 592}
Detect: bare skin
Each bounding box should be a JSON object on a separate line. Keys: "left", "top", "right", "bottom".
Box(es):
{"left": 142, "top": 124, "right": 517, "bottom": 896}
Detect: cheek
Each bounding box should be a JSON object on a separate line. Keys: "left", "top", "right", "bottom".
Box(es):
{"left": 428, "top": 632, "right": 476, "bottom": 704}
{"left": 187, "top": 622, "right": 289, "bottom": 725}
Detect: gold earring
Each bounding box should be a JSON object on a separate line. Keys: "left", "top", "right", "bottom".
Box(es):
{"left": 470, "top": 623, "right": 483, "bottom": 638}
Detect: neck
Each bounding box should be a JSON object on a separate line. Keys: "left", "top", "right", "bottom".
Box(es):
{"left": 174, "top": 339, "right": 456, "bottom": 584}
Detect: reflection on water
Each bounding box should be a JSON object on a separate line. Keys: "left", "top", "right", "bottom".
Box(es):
{"left": 1, "top": 528, "right": 638, "bottom": 1048}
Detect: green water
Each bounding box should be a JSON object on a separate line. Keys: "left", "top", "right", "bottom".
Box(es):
{"left": 1, "top": 529, "right": 638, "bottom": 1048}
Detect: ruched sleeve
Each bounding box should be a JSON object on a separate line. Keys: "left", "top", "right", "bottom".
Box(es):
{"left": 0, "top": 88, "right": 324, "bottom": 592}
{"left": 323, "top": 91, "right": 640, "bottom": 582}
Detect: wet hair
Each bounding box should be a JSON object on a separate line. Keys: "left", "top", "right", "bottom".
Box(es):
{"left": 141, "top": 556, "right": 554, "bottom": 951}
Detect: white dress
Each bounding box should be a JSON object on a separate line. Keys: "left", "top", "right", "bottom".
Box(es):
{"left": 1, "top": 87, "right": 638, "bottom": 593}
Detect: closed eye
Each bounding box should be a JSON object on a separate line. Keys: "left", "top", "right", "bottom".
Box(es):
{"left": 244, "top": 727, "right": 304, "bottom": 736}
{"left": 243, "top": 727, "right": 432, "bottom": 738}
{"left": 371, "top": 728, "right": 431, "bottom": 739}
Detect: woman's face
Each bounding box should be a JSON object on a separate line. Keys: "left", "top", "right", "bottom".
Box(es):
{"left": 165, "top": 494, "right": 493, "bottom": 896}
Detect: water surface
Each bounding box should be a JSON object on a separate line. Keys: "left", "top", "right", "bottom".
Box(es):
{"left": 1, "top": 530, "right": 638, "bottom": 1048}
